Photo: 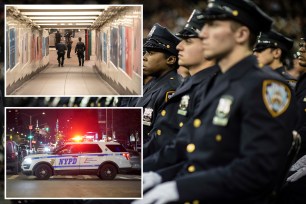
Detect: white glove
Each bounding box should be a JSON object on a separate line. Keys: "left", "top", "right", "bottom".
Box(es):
{"left": 143, "top": 171, "right": 162, "bottom": 191}
{"left": 290, "top": 155, "right": 306, "bottom": 171}
{"left": 133, "top": 181, "right": 179, "bottom": 204}
{"left": 287, "top": 167, "right": 306, "bottom": 182}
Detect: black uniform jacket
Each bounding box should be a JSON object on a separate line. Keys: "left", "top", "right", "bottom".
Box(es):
{"left": 143, "top": 66, "right": 218, "bottom": 162}
{"left": 295, "top": 73, "right": 306, "bottom": 158}
{"left": 158, "top": 56, "right": 297, "bottom": 203}
{"left": 275, "top": 66, "right": 297, "bottom": 88}
{"left": 56, "top": 43, "right": 67, "bottom": 54}
{"left": 135, "top": 70, "right": 181, "bottom": 141}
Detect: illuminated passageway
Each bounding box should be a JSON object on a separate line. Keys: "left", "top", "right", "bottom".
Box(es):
{"left": 5, "top": 5, "right": 142, "bottom": 96}
{"left": 11, "top": 48, "right": 117, "bottom": 95}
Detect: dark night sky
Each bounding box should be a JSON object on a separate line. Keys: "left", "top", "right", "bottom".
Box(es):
{"left": 6, "top": 108, "right": 141, "bottom": 140}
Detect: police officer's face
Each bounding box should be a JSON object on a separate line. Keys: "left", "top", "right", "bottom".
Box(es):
{"left": 143, "top": 50, "right": 169, "bottom": 77}
{"left": 199, "top": 20, "right": 236, "bottom": 60}
{"left": 253, "top": 48, "right": 274, "bottom": 66}
{"left": 176, "top": 38, "right": 206, "bottom": 69}
{"left": 298, "top": 41, "right": 306, "bottom": 67}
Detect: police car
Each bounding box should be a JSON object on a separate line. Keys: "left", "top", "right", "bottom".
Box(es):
{"left": 21, "top": 141, "right": 132, "bottom": 180}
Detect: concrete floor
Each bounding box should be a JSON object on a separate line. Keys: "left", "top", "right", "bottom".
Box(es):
{"left": 11, "top": 47, "right": 118, "bottom": 96}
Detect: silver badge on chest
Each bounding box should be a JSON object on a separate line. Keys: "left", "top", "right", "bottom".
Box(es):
{"left": 143, "top": 108, "right": 154, "bottom": 126}
{"left": 213, "top": 95, "right": 234, "bottom": 126}
{"left": 177, "top": 95, "right": 190, "bottom": 116}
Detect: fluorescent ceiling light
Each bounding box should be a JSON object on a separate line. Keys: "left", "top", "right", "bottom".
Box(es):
{"left": 13, "top": 5, "right": 109, "bottom": 10}
{"left": 22, "top": 12, "right": 102, "bottom": 16}
{"left": 29, "top": 16, "right": 98, "bottom": 20}
{"left": 33, "top": 20, "right": 95, "bottom": 23}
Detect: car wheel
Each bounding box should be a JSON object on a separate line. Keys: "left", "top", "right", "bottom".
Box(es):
{"left": 99, "top": 164, "right": 117, "bottom": 180}
{"left": 35, "top": 164, "right": 51, "bottom": 180}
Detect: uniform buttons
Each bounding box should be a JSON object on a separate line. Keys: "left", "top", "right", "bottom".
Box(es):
{"left": 161, "top": 110, "right": 166, "bottom": 116}
{"left": 156, "top": 129, "right": 162, "bottom": 136}
{"left": 193, "top": 200, "right": 200, "bottom": 204}
{"left": 186, "top": 143, "right": 195, "bottom": 153}
{"left": 188, "top": 165, "right": 196, "bottom": 173}
{"left": 184, "top": 202, "right": 191, "bottom": 204}
{"left": 179, "top": 122, "right": 184, "bottom": 127}
{"left": 170, "top": 77, "right": 174, "bottom": 80}
{"left": 304, "top": 108, "right": 306, "bottom": 112}
{"left": 215, "top": 134, "right": 222, "bottom": 142}
{"left": 193, "top": 119, "right": 201, "bottom": 128}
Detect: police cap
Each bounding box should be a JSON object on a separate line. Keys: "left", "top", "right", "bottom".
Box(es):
{"left": 203, "top": 0, "right": 273, "bottom": 35}
{"left": 144, "top": 23, "right": 180, "bottom": 56}
{"left": 176, "top": 9, "right": 205, "bottom": 38}
{"left": 253, "top": 30, "right": 293, "bottom": 52}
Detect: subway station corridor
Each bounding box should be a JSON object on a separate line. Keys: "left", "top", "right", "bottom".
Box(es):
{"left": 5, "top": 5, "right": 142, "bottom": 96}
{"left": 10, "top": 48, "right": 117, "bottom": 96}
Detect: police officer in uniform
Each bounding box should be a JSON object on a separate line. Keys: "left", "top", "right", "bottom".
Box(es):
{"left": 143, "top": 10, "right": 218, "bottom": 165}
{"left": 75, "top": 37, "right": 86, "bottom": 66}
{"left": 56, "top": 40, "right": 67, "bottom": 67}
{"left": 277, "top": 38, "right": 306, "bottom": 204}
{"left": 136, "top": 0, "right": 297, "bottom": 203}
{"left": 135, "top": 23, "right": 181, "bottom": 142}
{"left": 253, "top": 30, "right": 297, "bottom": 88}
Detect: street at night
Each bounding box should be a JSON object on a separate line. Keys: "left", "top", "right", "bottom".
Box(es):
{"left": 5, "top": 108, "right": 142, "bottom": 199}
{"left": 6, "top": 173, "right": 141, "bottom": 198}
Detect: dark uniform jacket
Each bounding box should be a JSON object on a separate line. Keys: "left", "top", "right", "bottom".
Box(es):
{"left": 143, "top": 66, "right": 218, "bottom": 163}
{"left": 75, "top": 42, "right": 86, "bottom": 53}
{"left": 262, "top": 66, "right": 297, "bottom": 89}
{"left": 295, "top": 72, "right": 306, "bottom": 158}
{"left": 56, "top": 43, "right": 67, "bottom": 54}
{"left": 158, "top": 56, "right": 297, "bottom": 204}
{"left": 135, "top": 70, "right": 181, "bottom": 142}
{"left": 275, "top": 66, "right": 297, "bottom": 88}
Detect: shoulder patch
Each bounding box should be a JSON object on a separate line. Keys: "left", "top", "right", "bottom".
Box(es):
{"left": 262, "top": 80, "right": 291, "bottom": 117}
{"left": 165, "top": 91, "right": 175, "bottom": 102}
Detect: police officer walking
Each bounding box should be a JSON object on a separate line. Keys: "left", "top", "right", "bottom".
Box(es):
{"left": 56, "top": 40, "right": 67, "bottom": 67}
{"left": 136, "top": 0, "right": 297, "bottom": 203}
{"left": 135, "top": 23, "right": 181, "bottom": 143}
{"left": 143, "top": 10, "right": 218, "bottom": 166}
{"left": 75, "top": 37, "right": 86, "bottom": 66}
{"left": 253, "top": 30, "right": 297, "bottom": 88}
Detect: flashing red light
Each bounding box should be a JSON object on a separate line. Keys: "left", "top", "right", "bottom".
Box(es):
{"left": 72, "top": 135, "right": 83, "bottom": 142}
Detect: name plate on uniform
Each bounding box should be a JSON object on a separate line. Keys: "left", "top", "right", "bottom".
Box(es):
{"left": 213, "top": 95, "right": 234, "bottom": 126}
{"left": 177, "top": 95, "right": 190, "bottom": 116}
{"left": 143, "top": 108, "right": 153, "bottom": 126}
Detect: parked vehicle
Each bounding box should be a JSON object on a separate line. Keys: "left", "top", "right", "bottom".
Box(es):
{"left": 21, "top": 141, "right": 131, "bottom": 180}
{"left": 126, "top": 149, "right": 141, "bottom": 174}
{"left": 6, "top": 141, "right": 20, "bottom": 174}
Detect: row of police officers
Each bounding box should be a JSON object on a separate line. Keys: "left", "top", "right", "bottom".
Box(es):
{"left": 130, "top": 0, "right": 306, "bottom": 204}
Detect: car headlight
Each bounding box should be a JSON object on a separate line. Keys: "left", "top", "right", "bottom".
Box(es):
{"left": 23, "top": 158, "right": 32, "bottom": 164}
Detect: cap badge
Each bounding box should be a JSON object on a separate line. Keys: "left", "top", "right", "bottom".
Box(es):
{"left": 148, "top": 26, "right": 156, "bottom": 38}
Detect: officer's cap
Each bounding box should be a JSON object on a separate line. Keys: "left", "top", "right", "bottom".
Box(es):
{"left": 176, "top": 9, "right": 205, "bottom": 38}
{"left": 203, "top": 0, "right": 273, "bottom": 35}
{"left": 144, "top": 23, "right": 180, "bottom": 56}
{"left": 253, "top": 30, "right": 293, "bottom": 52}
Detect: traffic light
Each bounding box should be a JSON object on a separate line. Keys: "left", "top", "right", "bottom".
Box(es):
{"left": 28, "top": 135, "right": 33, "bottom": 139}
{"left": 46, "top": 127, "right": 49, "bottom": 132}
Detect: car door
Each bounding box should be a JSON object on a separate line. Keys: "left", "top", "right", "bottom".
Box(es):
{"left": 53, "top": 144, "right": 80, "bottom": 174}
{"left": 78, "top": 144, "right": 102, "bottom": 173}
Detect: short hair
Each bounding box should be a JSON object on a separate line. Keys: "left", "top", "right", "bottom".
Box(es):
{"left": 78, "top": 37, "right": 82, "bottom": 41}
